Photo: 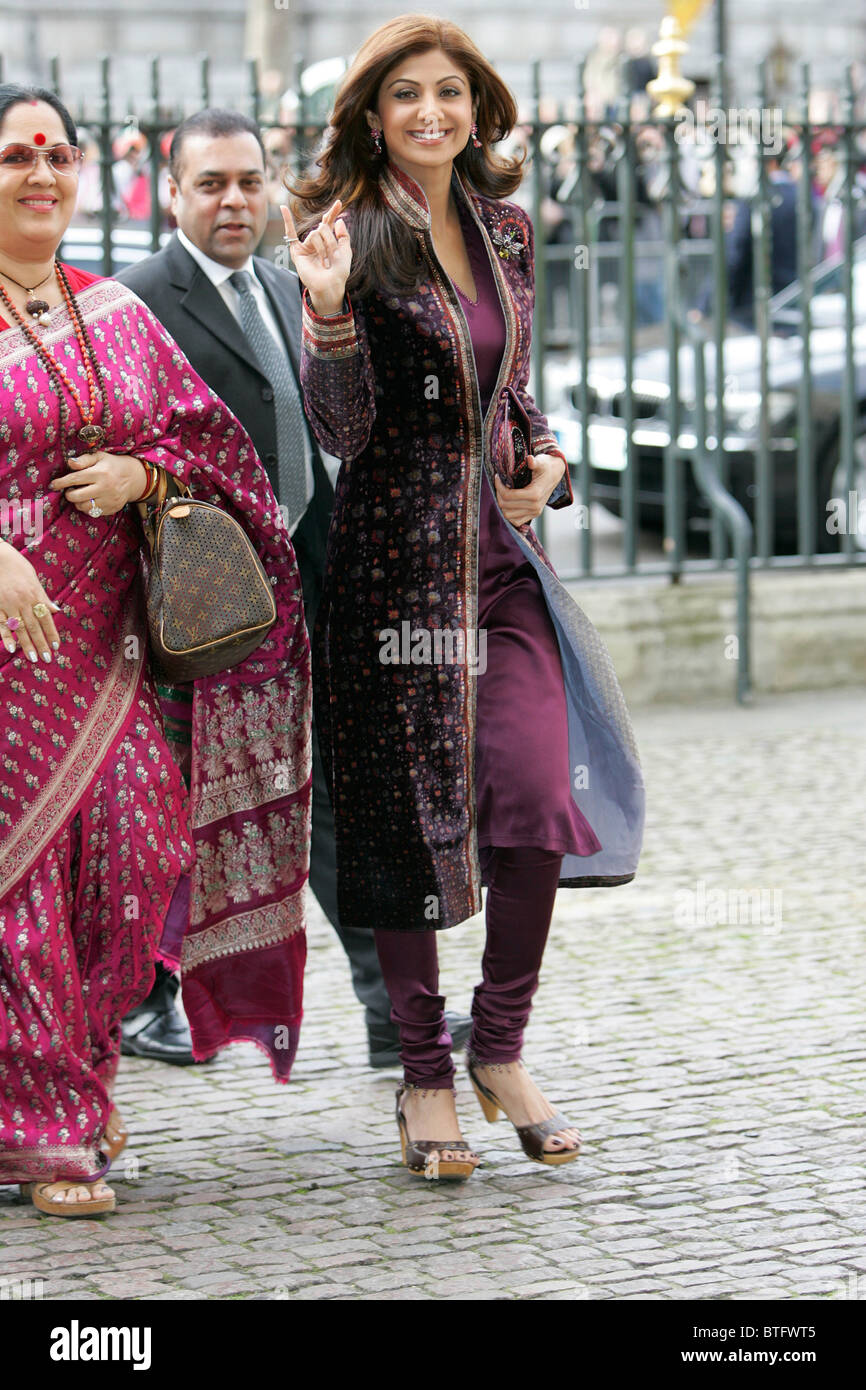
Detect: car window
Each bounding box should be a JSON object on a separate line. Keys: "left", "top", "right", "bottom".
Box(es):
{"left": 772, "top": 237, "right": 866, "bottom": 326}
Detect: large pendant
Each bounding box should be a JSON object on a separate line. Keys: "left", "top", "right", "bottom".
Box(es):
{"left": 26, "top": 298, "right": 51, "bottom": 325}
{"left": 78, "top": 423, "right": 106, "bottom": 448}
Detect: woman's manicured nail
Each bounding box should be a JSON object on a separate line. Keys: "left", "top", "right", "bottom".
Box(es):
{"left": 27, "top": 650, "right": 37, "bottom": 662}
{"left": 51, "top": 640, "right": 60, "bottom": 650}
{"left": 4, "top": 641, "right": 15, "bottom": 653}
{"left": 42, "top": 650, "right": 51, "bottom": 662}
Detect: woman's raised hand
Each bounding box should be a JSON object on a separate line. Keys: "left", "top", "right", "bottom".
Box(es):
{"left": 280, "top": 199, "right": 352, "bottom": 316}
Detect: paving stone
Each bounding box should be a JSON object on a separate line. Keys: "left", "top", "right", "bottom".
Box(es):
{"left": 3, "top": 692, "right": 863, "bottom": 1300}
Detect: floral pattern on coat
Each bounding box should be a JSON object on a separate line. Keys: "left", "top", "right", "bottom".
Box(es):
{"left": 300, "top": 159, "right": 644, "bottom": 933}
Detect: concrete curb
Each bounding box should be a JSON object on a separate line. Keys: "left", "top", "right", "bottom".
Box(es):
{"left": 564, "top": 567, "right": 866, "bottom": 705}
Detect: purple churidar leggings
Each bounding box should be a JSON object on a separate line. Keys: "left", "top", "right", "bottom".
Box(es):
{"left": 373, "top": 846, "right": 562, "bottom": 1088}
{"left": 371, "top": 201, "right": 597, "bottom": 1088}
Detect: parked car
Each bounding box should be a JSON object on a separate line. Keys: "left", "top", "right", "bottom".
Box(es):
{"left": 544, "top": 239, "right": 866, "bottom": 553}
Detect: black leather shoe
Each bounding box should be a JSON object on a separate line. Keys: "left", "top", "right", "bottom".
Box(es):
{"left": 121, "top": 965, "right": 203, "bottom": 1066}
{"left": 368, "top": 1011, "right": 473, "bottom": 1069}
{"left": 120, "top": 1003, "right": 201, "bottom": 1065}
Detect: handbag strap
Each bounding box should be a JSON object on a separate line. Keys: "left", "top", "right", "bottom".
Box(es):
{"left": 137, "top": 470, "right": 193, "bottom": 549}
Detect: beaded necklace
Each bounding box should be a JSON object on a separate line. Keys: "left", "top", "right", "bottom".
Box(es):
{"left": 0, "top": 261, "right": 110, "bottom": 460}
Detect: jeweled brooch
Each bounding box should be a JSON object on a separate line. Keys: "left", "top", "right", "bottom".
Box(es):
{"left": 490, "top": 216, "right": 526, "bottom": 261}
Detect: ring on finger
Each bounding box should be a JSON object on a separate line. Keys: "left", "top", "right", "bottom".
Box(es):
{"left": 88, "top": 499, "right": 104, "bottom": 519}
{"left": 7, "top": 616, "right": 20, "bottom": 633}
{"left": 32, "top": 601, "right": 49, "bottom": 619}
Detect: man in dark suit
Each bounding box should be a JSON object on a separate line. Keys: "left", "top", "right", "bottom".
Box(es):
{"left": 117, "top": 109, "right": 469, "bottom": 1067}
{"left": 695, "top": 154, "right": 799, "bottom": 328}
{"left": 724, "top": 158, "right": 798, "bottom": 328}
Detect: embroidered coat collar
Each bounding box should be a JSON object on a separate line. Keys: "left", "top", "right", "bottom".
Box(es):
{"left": 378, "top": 157, "right": 479, "bottom": 230}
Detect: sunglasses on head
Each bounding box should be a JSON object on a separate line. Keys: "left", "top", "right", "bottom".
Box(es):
{"left": 0, "top": 142, "right": 83, "bottom": 175}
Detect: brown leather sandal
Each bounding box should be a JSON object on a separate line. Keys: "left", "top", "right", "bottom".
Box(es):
{"left": 466, "top": 1053, "right": 582, "bottom": 1167}
{"left": 21, "top": 1179, "right": 116, "bottom": 1217}
{"left": 395, "top": 1085, "right": 481, "bottom": 1181}
{"left": 102, "top": 1106, "right": 128, "bottom": 1162}
{"left": 20, "top": 1149, "right": 116, "bottom": 1217}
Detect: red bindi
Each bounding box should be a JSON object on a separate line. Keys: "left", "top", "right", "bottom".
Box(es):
{"left": 33, "top": 132, "right": 46, "bottom": 145}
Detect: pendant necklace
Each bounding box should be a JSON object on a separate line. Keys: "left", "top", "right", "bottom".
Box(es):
{"left": 0, "top": 262, "right": 55, "bottom": 324}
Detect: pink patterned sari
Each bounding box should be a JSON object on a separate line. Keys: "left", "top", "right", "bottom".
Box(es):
{"left": 0, "top": 270, "right": 311, "bottom": 1185}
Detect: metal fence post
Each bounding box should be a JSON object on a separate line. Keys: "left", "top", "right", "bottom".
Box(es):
{"left": 710, "top": 51, "right": 729, "bottom": 565}
{"left": 840, "top": 64, "right": 859, "bottom": 555}
{"left": 571, "top": 58, "right": 592, "bottom": 577}
{"left": 751, "top": 59, "right": 773, "bottom": 562}
{"left": 795, "top": 62, "right": 816, "bottom": 560}
{"left": 98, "top": 55, "right": 115, "bottom": 277}
{"left": 199, "top": 54, "right": 211, "bottom": 110}
{"left": 248, "top": 58, "right": 260, "bottom": 126}
{"left": 148, "top": 56, "right": 163, "bottom": 256}
{"left": 685, "top": 313, "right": 753, "bottom": 703}
{"left": 616, "top": 71, "right": 637, "bottom": 573}
{"left": 662, "top": 115, "right": 684, "bottom": 578}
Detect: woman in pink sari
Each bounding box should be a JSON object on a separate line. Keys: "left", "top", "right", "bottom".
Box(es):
{"left": 0, "top": 86, "right": 312, "bottom": 1216}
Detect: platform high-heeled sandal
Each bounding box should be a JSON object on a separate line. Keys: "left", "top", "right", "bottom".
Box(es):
{"left": 395, "top": 1085, "right": 481, "bottom": 1181}
{"left": 466, "top": 1052, "right": 582, "bottom": 1166}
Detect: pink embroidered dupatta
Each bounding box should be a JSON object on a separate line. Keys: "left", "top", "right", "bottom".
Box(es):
{"left": 0, "top": 273, "right": 311, "bottom": 1081}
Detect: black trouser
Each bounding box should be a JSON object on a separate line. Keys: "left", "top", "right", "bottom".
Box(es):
{"left": 297, "top": 538, "right": 395, "bottom": 1037}
{"left": 308, "top": 711, "right": 395, "bottom": 1033}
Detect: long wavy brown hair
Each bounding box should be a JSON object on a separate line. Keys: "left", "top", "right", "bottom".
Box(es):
{"left": 285, "top": 14, "right": 526, "bottom": 300}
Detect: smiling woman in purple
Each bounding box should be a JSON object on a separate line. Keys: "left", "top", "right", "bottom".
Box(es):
{"left": 283, "top": 15, "right": 645, "bottom": 1179}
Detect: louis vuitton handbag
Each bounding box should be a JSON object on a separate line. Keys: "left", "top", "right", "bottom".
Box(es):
{"left": 137, "top": 474, "right": 277, "bottom": 682}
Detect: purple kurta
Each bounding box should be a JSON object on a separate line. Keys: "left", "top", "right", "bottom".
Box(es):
{"left": 300, "top": 159, "right": 644, "bottom": 935}
{"left": 453, "top": 201, "right": 601, "bottom": 860}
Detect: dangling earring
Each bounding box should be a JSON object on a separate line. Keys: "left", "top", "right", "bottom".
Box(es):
{"left": 370, "top": 126, "right": 383, "bottom": 155}
{"left": 470, "top": 121, "right": 481, "bottom": 148}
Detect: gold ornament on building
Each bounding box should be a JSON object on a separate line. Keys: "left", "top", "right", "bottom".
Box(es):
{"left": 647, "top": 14, "right": 696, "bottom": 117}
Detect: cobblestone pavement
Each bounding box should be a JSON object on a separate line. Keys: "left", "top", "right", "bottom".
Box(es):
{"left": 2, "top": 688, "right": 864, "bottom": 1301}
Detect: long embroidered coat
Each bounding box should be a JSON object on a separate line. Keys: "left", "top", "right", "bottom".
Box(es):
{"left": 300, "top": 158, "right": 645, "bottom": 932}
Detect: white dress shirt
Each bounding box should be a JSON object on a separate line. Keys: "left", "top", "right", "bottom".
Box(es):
{"left": 176, "top": 227, "right": 314, "bottom": 536}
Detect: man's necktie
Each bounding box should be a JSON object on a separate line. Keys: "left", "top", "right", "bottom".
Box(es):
{"left": 229, "top": 269, "right": 308, "bottom": 532}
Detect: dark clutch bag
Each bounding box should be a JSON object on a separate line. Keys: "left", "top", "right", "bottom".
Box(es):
{"left": 499, "top": 385, "right": 535, "bottom": 489}
{"left": 138, "top": 477, "right": 277, "bottom": 683}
